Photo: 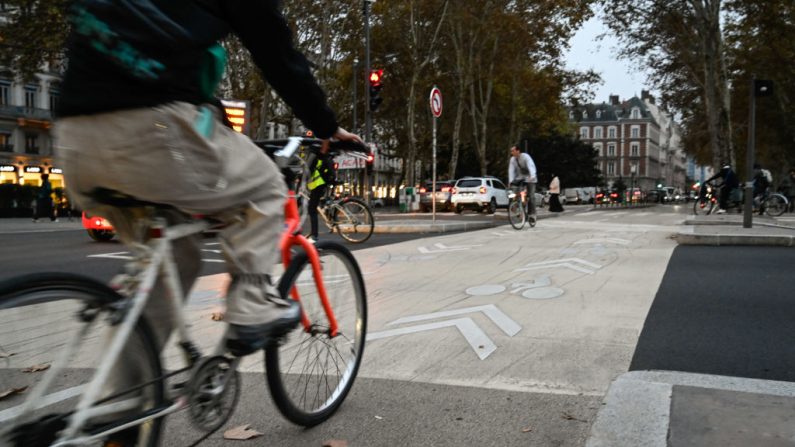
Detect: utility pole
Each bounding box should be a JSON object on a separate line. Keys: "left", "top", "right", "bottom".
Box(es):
{"left": 363, "top": 0, "right": 373, "bottom": 203}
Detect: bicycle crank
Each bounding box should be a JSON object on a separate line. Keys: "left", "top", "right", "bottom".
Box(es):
{"left": 186, "top": 355, "right": 241, "bottom": 432}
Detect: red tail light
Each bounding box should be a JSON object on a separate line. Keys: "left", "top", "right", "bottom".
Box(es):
{"left": 479, "top": 186, "right": 487, "bottom": 194}
{"left": 419, "top": 187, "right": 427, "bottom": 193}
{"left": 441, "top": 187, "right": 450, "bottom": 192}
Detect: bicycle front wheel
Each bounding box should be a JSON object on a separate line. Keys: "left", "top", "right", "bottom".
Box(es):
{"left": 693, "top": 197, "right": 713, "bottom": 215}
{"left": 508, "top": 199, "right": 525, "bottom": 230}
{"left": 0, "top": 273, "right": 164, "bottom": 447}
{"left": 333, "top": 198, "right": 374, "bottom": 243}
{"left": 764, "top": 194, "right": 788, "bottom": 217}
{"left": 266, "top": 241, "right": 367, "bottom": 426}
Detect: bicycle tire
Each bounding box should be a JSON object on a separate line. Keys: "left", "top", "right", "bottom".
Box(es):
{"left": 764, "top": 194, "right": 788, "bottom": 217}
{"left": 0, "top": 273, "right": 164, "bottom": 447}
{"left": 332, "top": 198, "right": 374, "bottom": 243}
{"left": 693, "top": 197, "right": 713, "bottom": 215}
{"left": 507, "top": 199, "right": 525, "bottom": 230}
{"left": 266, "top": 241, "right": 367, "bottom": 427}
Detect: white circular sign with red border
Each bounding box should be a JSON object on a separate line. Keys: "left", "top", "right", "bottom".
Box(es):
{"left": 430, "top": 87, "right": 443, "bottom": 118}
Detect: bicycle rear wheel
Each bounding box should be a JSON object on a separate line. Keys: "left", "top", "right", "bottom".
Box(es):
{"left": 333, "top": 198, "right": 374, "bottom": 243}
{"left": 507, "top": 199, "right": 525, "bottom": 230}
{"left": 266, "top": 241, "right": 366, "bottom": 427}
{"left": 764, "top": 194, "right": 788, "bottom": 217}
{"left": 0, "top": 273, "right": 164, "bottom": 447}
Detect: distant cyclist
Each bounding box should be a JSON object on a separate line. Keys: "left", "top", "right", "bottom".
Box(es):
{"left": 508, "top": 145, "right": 538, "bottom": 218}
{"left": 704, "top": 164, "right": 740, "bottom": 214}
{"left": 307, "top": 144, "right": 337, "bottom": 242}
{"left": 55, "top": 2, "right": 361, "bottom": 445}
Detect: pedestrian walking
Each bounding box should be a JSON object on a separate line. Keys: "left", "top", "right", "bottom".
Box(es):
{"left": 548, "top": 174, "right": 564, "bottom": 212}
{"left": 33, "top": 173, "right": 57, "bottom": 222}
{"left": 780, "top": 168, "right": 795, "bottom": 213}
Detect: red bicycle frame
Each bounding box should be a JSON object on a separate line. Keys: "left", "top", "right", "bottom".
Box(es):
{"left": 278, "top": 191, "right": 339, "bottom": 337}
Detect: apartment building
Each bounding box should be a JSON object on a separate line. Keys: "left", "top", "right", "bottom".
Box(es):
{"left": 568, "top": 91, "right": 687, "bottom": 192}
{"left": 0, "top": 69, "right": 62, "bottom": 187}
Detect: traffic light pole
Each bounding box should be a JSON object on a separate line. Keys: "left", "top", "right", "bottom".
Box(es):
{"left": 363, "top": 0, "right": 372, "bottom": 205}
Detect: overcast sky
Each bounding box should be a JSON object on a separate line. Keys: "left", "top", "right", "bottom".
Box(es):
{"left": 564, "top": 14, "right": 654, "bottom": 104}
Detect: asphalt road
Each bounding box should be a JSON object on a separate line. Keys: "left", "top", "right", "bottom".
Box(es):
{"left": 630, "top": 245, "right": 795, "bottom": 382}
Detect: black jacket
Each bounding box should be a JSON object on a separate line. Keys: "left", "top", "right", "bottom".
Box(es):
{"left": 58, "top": 0, "right": 338, "bottom": 139}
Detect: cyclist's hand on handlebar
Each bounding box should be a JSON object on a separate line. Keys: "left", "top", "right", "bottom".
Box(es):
{"left": 322, "top": 127, "right": 363, "bottom": 153}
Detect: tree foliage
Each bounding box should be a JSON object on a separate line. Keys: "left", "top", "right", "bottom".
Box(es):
{"left": 0, "top": 0, "right": 70, "bottom": 80}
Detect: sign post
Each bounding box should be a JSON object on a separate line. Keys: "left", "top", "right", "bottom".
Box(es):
{"left": 429, "top": 86, "right": 443, "bottom": 221}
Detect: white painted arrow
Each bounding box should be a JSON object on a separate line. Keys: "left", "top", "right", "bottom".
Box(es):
{"left": 514, "top": 258, "right": 602, "bottom": 275}
{"left": 417, "top": 242, "right": 482, "bottom": 254}
{"left": 388, "top": 304, "right": 521, "bottom": 336}
{"left": 367, "top": 318, "right": 497, "bottom": 360}
{"left": 88, "top": 252, "right": 134, "bottom": 260}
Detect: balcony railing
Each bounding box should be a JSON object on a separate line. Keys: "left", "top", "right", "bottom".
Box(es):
{"left": 0, "top": 105, "right": 53, "bottom": 121}
{"left": 25, "top": 147, "right": 40, "bottom": 154}
{"left": 0, "top": 144, "right": 13, "bottom": 152}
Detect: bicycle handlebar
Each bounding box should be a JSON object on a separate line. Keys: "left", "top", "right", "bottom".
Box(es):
{"left": 254, "top": 138, "right": 371, "bottom": 158}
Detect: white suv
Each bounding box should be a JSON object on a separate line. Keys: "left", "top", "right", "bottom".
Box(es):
{"left": 451, "top": 176, "right": 510, "bottom": 214}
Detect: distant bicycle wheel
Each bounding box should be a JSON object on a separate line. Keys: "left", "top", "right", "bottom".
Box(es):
{"left": 508, "top": 199, "right": 525, "bottom": 230}
{"left": 333, "top": 199, "right": 374, "bottom": 243}
{"left": 693, "top": 197, "right": 713, "bottom": 215}
{"left": 267, "top": 241, "right": 366, "bottom": 427}
{"left": 764, "top": 194, "right": 788, "bottom": 217}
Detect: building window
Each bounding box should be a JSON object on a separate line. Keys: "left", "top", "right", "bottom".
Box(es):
{"left": 568, "top": 110, "right": 574, "bottom": 120}
{"left": 607, "top": 162, "right": 615, "bottom": 175}
{"left": 630, "top": 162, "right": 639, "bottom": 176}
{"left": 594, "top": 127, "right": 603, "bottom": 139}
{"left": 631, "top": 143, "right": 640, "bottom": 156}
{"left": 607, "top": 144, "right": 616, "bottom": 156}
{"left": 596, "top": 110, "right": 602, "bottom": 118}
{"left": 0, "top": 132, "right": 11, "bottom": 152}
{"left": 0, "top": 81, "right": 10, "bottom": 106}
{"left": 593, "top": 143, "right": 603, "bottom": 156}
{"left": 631, "top": 125, "right": 640, "bottom": 138}
{"left": 49, "top": 89, "right": 59, "bottom": 111}
{"left": 580, "top": 127, "right": 589, "bottom": 139}
{"left": 608, "top": 127, "right": 616, "bottom": 138}
{"left": 631, "top": 107, "right": 640, "bottom": 119}
{"left": 25, "top": 134, "right": 38, "bottom": 154}
{"left": 583, "top": 110, "right": 588, "bottom": 119}
{"left": 24, "top": 85, "right": 38, "bottom": 109}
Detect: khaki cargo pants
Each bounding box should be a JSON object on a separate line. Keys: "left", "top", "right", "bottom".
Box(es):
{"left": 55, "top": 101, "right": 288, "bottom": 339}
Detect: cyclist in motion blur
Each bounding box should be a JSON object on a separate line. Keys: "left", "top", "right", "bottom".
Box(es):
{"left": 508, "top": 145, "right": 538, "bottom": 219}
{"left": 54, "top": 1, "right": 361, "bottom": 445}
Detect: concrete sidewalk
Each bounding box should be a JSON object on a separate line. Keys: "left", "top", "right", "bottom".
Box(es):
{"left": 675, "top": 214, "right": 795, "bottom": 247}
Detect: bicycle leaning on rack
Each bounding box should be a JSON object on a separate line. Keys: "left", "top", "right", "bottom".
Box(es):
{"left": 507, "top": 181, "right": 536, "bottom": 230}
{"left": 0, "top": 137, "right": 368, "bottom": 447}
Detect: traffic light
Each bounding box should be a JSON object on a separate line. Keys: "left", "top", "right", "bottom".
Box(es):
{"left": 365, "top": 149, "right": 375, "bottom": 174}
{"left": 368, "top": 69, "right": 384, "bottom": 112}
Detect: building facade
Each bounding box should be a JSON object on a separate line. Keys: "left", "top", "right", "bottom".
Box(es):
{"left": 0, "top": 69, "right": 61, "bottom": 188}
{"left": 568, "top": 91, "right": 687, "bottom": 192}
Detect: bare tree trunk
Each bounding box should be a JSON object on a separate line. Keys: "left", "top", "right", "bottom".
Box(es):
{"left": 691, "top": 0, "right": 733, "bottom": 168}
{"left": 447, "top": 20, "right": 470, "bottom": 180}
{"left": 469, "top": 36, "right": 499, "bottom": 176}
{"left": 406, "top": 73, "right": 419, "bottom": 187}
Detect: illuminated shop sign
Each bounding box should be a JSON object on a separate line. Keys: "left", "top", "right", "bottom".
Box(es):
{"left": 0, "top": 165, "right": 16, "bottom": 172}
{"left": 50, "top": 167, "right": 63, "bottom": 174}
{"left": 221, "top": 99, "right": 249, "bottom": 135}
{"left": 24, "top": 166, "right": 42, "bottom": 173}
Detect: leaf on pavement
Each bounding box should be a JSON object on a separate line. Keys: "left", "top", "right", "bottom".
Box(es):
{"left": 521, "top": 426, "right": 533, "bottom": 433}
{"left": 0, "top": 386, "right": 28, "bottom": 401}
{"left": 561, "top": 412, "right": 586, "bottom": 423}
{"left": 322, "top": 440, "right": 348, "bottom": 447}
{"left": 223, "top": 424, "right": 263, "bottom": 440}
{"left": 22, "top": 363, "right": 51, "bottom": 373}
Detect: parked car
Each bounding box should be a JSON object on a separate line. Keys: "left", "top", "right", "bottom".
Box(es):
{"left": 82, "top": 211, "right": 115, "bottom": 241}
{"left": 451, "top": 176, "right": 510, "bottom": 214}
{"left": 564, "top": 188, "right": 583, "bottom": 204}
{"left": 419, "top": 180, "right": 455, "bottom": 212}
{"left": 541, "top": 190, "right": 567, "bottom": 206}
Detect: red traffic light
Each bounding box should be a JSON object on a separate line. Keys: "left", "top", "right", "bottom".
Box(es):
{"left": 369, "top": 69, "right": 383, "bottom": 86}
{"left": 366, "top": 152, "right": 375, "bottom": 163}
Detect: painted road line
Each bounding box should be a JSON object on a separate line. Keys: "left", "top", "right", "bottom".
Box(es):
{"left": 388, "top": 304, "right": 521, "bottom": 337}
{"left": 367, "top": 318, "right": 497, "bottom": 360}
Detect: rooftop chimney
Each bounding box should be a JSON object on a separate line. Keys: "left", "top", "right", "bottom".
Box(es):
{"left": 609, "top": 95, "right": 620, "bottom": 105}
